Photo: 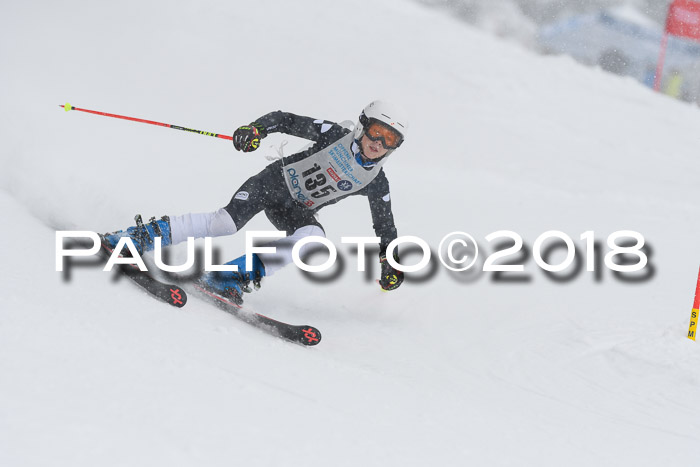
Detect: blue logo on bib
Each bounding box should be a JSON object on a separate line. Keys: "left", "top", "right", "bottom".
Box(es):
{"left": 337, "top": 180, "right": 353, "bottom": 191}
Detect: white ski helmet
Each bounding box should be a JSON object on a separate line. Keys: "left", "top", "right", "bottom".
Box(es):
{"left": 354, "top": 100, "right": 408, "bottom": 149}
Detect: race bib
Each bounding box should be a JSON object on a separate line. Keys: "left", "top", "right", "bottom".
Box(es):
{"left": 283, "top": 133, "right": 387, "bottom": 209}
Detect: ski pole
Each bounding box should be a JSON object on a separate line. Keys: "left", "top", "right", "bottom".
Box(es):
{"left": 59, "top": 103, "right": 233, "bottom": 141}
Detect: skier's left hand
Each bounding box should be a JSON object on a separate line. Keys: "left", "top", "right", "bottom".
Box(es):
{"left": 233, "top": 122, "right": 267, "bottom": 152}
{"left": 379, "top": 254, "right": 404, "bottom": 291}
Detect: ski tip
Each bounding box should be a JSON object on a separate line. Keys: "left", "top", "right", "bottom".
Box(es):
{"left": 167, "top": 286, "right": 187, "bottom": 308}
{"left": 299, "top": 326, "right": 322, "bottom": 346}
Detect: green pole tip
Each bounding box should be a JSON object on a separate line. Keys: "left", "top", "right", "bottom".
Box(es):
{"left": 64, "top": 103, "right": 72, "bottom": 111}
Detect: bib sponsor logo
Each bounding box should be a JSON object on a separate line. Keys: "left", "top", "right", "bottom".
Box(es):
{"left": 337, "top": 180, "right": 353, "bottom": 191}
{"left": 287, "top": 168, "right": 315, "bottom": 207}
{"left": 234, "top": 191, "right": 249, "bottom": 201}
{"left": 326, "top": 167, "right": 341, "bottom": 182}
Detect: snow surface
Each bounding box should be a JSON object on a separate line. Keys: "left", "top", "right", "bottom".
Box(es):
{"left": 2, "top": 0, "right": 700, "bottom": 466}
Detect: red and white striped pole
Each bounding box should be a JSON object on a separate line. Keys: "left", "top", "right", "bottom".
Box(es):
{"left": 688, "top": 265, "right": 700, "bottom": 340}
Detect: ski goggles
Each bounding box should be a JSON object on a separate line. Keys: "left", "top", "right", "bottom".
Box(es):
{"left": 363, "top": 119, "right": 404, "bottom": 150}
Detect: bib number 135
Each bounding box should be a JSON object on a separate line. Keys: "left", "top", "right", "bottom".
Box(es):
{"left": 303, "top": 164, "right": 337, "bottom": 199}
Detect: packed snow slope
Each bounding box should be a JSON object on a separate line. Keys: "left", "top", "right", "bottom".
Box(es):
{"left": 2, "top": 1, "right": 700, "bottom": 466}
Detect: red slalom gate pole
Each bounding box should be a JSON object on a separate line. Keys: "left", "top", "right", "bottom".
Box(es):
{"left": 59, "top": 103, "right": 233, "bottom": 141}
{"left": 654, "top": 32, "right": 669, "bottom": 92}
{"left": 689, "top": 265, "right": 700, "bottom": 341}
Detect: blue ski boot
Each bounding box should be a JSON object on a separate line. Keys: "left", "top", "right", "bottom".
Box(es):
{"left": 196, "top": 253, "right": 266, "bottom": 306}
{"left": 101, "top": 215, "right": 172, "bottom": 255}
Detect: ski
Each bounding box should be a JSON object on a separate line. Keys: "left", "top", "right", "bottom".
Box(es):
{"left": 98, "top": 238, "right": 187, "bottom": 308}
{"left": 190, "top": 283, "right": 322, "bottom": 346}
{"left": 96, "top": 236, "right": 318, "bottom": 344}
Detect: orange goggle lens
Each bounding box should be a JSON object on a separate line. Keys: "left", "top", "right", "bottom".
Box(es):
{"left": 364, "top": 121, "right": 403, "bottom": 149}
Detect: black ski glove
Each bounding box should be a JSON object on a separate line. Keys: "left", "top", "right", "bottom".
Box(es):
{"left": 233, "top": 122, "right": 267, "bottom": 152}
{"left": 379, "top": 253, "right": 404, "bottom": 291}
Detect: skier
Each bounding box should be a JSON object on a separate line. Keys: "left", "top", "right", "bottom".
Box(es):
{"left": 102, "top": 100, "right": 407, "bottom": 305}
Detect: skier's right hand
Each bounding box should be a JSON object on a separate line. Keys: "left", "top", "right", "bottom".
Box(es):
{"left": 233, "top": 122, "right": 267, "bottom": 152}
